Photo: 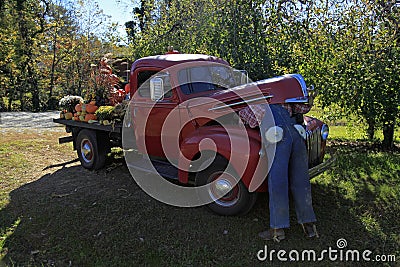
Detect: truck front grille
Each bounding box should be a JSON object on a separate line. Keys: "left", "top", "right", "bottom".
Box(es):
{"left": 306, "top": 128, "right": 322, "bottom": 168}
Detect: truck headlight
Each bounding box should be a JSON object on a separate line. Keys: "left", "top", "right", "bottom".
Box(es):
{"left": 321, "top": 124, "right": 329, "bottom": 140}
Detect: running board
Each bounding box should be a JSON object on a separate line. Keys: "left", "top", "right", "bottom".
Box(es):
{"left": 127, "top": 158, "right": 179, "bottom": 180}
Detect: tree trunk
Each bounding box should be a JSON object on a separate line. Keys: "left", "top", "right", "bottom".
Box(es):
{"left": 48, "top": 27, "right": 58, "bottom": 110}
{"left": 367, "top": 120, "right": 375, "bottom": 140}
{"left": 19, "top": 87, "right": 25, "bottom": 111}
{"left": 7, "top": 97, "right": 12, "bottom": 111}
{"left": 382, "top": 123, "right": 395, "bottom": 150}
{"left": 27, "top": 64, "right": 40, "bottom": 111}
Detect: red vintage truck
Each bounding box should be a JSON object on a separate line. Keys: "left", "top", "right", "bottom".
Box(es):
{"left": 54, "top": 53, "right": 332, "bottom": 216}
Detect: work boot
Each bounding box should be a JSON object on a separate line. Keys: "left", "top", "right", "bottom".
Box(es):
{"left": 301, "top": 223, "right": 319, "bottom": 238}
{"left": 258, "top": 228, "right": 285, "bottom": 242}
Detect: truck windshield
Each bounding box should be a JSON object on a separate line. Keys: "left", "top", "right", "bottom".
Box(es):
{"left": 178, "top": 65, "right": 242, "bottom": 95}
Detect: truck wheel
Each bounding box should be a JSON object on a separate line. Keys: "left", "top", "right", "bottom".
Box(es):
{"left": 195, "top": 155, "right": 257, "bottom": 216}
{"left": 76, "top": 129, "right": 107, "bottom": 170}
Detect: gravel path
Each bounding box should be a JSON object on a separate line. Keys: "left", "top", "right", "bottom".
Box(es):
{"left": 0, "top": 111, "right": 65, "bottom": 132}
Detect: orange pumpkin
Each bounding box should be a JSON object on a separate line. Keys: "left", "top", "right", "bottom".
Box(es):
{"left": 65, "top": 112, "right": 73, "bottom": 120}
{"left": 86, "top": 104, "right": 98, "bottom": 114}
{"left": 75, "top": 103, "right": 82, "bottom": 112}
{"left": 85, "top": 114, "right": 97, "bottom": 122}
{"left": 89, "top": 100, "right": 96, "bottom": 105}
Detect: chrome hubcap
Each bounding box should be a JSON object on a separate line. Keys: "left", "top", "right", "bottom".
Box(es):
{"left": 208, "top": 172, "right": 240, "bottom": 207}
{"left": 214, "top": 179, "right": 233, "bottom": 196}
{"left": 81, "top": 139, "right": 93, "bottom": 163}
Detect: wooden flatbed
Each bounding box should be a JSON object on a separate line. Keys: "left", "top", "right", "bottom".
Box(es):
{"left": 53, "top": 118, "right": 122, "bottom": 133}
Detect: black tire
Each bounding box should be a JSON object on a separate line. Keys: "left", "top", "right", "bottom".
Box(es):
{"left": 195, "top": 155, "right": 257, "bottom": 216}
{"left": 76, "top": 129, "right": 107, "bottom": 170}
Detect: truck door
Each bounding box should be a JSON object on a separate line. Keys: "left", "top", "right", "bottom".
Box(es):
{"left": 131, "top": 69, "right": 180, "bottom": 158}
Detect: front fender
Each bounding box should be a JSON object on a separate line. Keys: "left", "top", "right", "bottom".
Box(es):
{"left": 178, "top": 125, "right": 269, "bottom": 192}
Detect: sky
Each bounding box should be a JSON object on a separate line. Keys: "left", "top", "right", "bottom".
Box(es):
{"left": 96, "top": 0, "right": 133, "bottom": 37}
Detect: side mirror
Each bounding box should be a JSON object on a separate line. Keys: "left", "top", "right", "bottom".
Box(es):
{"left": 150, "top": 77, "right": 164, "bottom": 101}
{"left": 233, "top": 70, "right": 249, "bottom": 85}
{"left": 239, "top": 70, "right": 249, "bottom": 84}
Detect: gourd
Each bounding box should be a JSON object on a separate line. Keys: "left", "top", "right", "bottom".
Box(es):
{"left": 65, "top": 112, "right": 73, "bottom": 120}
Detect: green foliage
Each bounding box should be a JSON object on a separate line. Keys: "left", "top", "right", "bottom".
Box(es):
{"left": 272, "top": 1, "right": 399, "bottom": 149}
{"left": 95, "top": 105, "right": 114, "bottom": 121}
{"left": 58, "top": 95, "right": 83, "bottom": 113}
{"left": 94, "top": 101, "right": 128, "bottom": 123}
{"left": 0, "top": 0, "right": 124, "bottom": 112}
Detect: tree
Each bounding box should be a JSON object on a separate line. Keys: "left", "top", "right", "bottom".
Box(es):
{"left": 16, "top": 0, "right": 51, "bottom": 111}
{"left": 261, "top": 0, "right": 399, "bottom": 149}
{"left": 42, "top": 0, "right": 78, "bottom": 109}
{"left": 0, "top": 0, "right": 19, "bottom": 111}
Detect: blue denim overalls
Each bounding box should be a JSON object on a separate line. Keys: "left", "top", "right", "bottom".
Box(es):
{"left": 260, "top": 104, "right": 316, "bottom": 228}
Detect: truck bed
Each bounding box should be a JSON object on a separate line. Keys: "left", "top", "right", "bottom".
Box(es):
{"left": 53, "top": 118, "right": 122, "bottom": 133}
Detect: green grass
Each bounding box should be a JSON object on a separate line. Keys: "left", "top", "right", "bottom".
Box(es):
{"left": 308, "top": 105, "right": 400, "bottom": 143}
{"left": 0, "top": 126, "right": 399, "bottom": 266}
{"left": 315, "top": 146, "right": 400, "bottom": 247}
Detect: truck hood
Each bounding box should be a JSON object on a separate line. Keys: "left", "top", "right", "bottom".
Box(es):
{"left": 186, "top": 74, "right": 309, "bottom": 117}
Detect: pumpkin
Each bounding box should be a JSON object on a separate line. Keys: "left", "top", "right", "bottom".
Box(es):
{"left": 86, "top": 104, "right": 98, "bottom": 114}
{"left": 89, "top": 100, "right": 96, "bottom": 105}
{"left": 65, "top": 112, "right": 73, "bottom": 120}
{"left": 75, "top": 103, "right": 82, "bottom": 112}
{"left": 85, "top": 114, "right": 97, "bottom": 122}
